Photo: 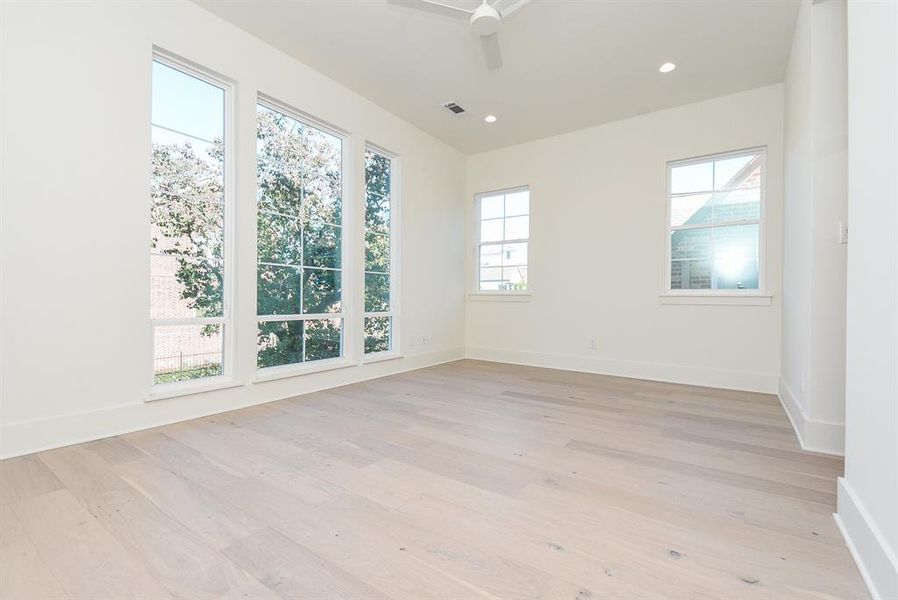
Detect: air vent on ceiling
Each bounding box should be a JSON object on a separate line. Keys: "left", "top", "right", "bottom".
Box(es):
{"left": 443, "top": 102, "right": 465, "bottom": 114}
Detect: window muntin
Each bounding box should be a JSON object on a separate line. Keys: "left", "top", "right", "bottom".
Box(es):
{"left": 150, "top": 57, "right": 230, "bottom": 386}
{"left": 256, "top": 102, "right": 345, "bottom": 369}
{"left": 667, "top": 148, "right": 765, "bottom": 292}
{"left": 364, "top": 148, "right": 396, "bottom": 355}
{"left": 476, "top": 188, "right": 529, "bottom": 292}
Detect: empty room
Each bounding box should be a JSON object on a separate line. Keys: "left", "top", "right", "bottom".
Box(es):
{"left": 1, "top": 0, "right": 896, "bottom": 598}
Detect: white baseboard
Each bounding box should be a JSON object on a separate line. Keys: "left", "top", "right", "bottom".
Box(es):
{"left": 777, "top": 378, "right": 845, "bottom": 456}
{"left": 835, "top": 478, "right": 898, "bottom": 600}
{"left": 465, "top": 346, "right": 778, "bottom": 393}
{"left": 0, "top": 347, "right": 465, "bottom": 460}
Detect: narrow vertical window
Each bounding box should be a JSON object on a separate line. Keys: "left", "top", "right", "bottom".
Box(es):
{"left": 475, "top": 187, "right": 529, "bottom": 292}
{"left": 667, "top": 147, "right": 765, "bottom": 292}
{"left": 256, "top": 102, "right": 344, "bottom": 370}
{"left": 364, "top": 148, "right": 396, "bottom": 355}
{"left": 150, "top": 57, "right": 230, "bottom": 387}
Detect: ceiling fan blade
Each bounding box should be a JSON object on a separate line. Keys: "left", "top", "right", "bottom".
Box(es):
{"left": 491, "top": 0, "right": 532, "bottom": 18}
{"left": 387, "top": 0, "right": 471, "bottom": 20}
{"left": 480, "top": 33, "right": 503, "bottom": 69}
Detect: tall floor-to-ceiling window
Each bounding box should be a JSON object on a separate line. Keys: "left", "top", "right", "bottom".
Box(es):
{"left": 256, "top": 101, "right": 345, "bottom": 370}
{"left": 150, "top": 55, "right": 231, "bottom": 387}
{"left": 364, "top": 147, "right": 397, "bottom": 355}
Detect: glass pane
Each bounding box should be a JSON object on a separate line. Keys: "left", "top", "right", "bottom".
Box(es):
{"left": 302, "top": 127, "right": 342, "bottom": 225}
{"left": 504, "top": 190, "right": 529, "bottom": 216}
{"left": 712, "top": 224, "right": 759, "bottom": 289}
{"left": 712, "top": 186, "right": 760, "bottom": 224}
{"left": 671, "top": 161, "right": 713, "bottom": 194}
{"left": 479, "top": 244, "right": 502, "bottom": 268}
{"left": 714, "top": 154, "right": 756, "bottom": 189}
{"left": 304, "top": 318, "right": 342, "bottom": 362}
{"left": 365, "top": 231, "right": 390, "bottom": 273}
{"left": 256, "top": 106, "right": 303, "bottom": 217}
{"left": 504, "top": 215, "right": 529, "bottom": 240}
{"left": 151, "top": 141, "right": 224, "bottom": 258}
{"left": 257, "top": 211, "right": 302, "bottom": 265}
{"left": 304, "top": 186, "right": 342, "bottom": 226}
{"left": 365, "top": 150, "right": 391, "bottom": 199}
{"left": 480, "top": 218, "right": 503, "bottom": 243}
{"left": 152, "top": 61, "right": 223, "bottom": 142}
{"left": 670, "top": 227, "right": 711, "bottom": 261}
{"left": 480, "top": 195, "right": 504, "bottom": 219}
{"left": 364, "top": 317, "right": 392, "bottom": 354}
{"left": 480, "top": 266, "right": 503, "bottom": 280}
{"left": 502, "top": 242, "right": 527, "bottom": 266}
{"left": 154, "top": 324, "right": 223, "bottom": 384}
{"left": 257, "top": 264, "right": 301, "bottom": 315}
{"left": 502, "top": 266, "right": 528, "bottom": 290}
{"left": 151, "top": 254, "right": 223, "bottom": 319}
{"left": 670, "top": 193, "right": 713, "bottom": 227}
{"left": 303, "top": 268, "right": 341, "bottom": 314}
{"left": 365, "top": 190, "right": 390, "bottom": 235}
{"left": 480, "top": 280, "right": 501, "bottom": 291}
{"left": 257, "top": 320, "right": 303, "bottom": 369}
{"left": 670, "top": 259, "right": 712, "bottom": 290}
{"left": 365, "top": 273, "right": 390, "bottom": 312}
{"left": 303, "top": 221, "right": 341, "bottom": 269}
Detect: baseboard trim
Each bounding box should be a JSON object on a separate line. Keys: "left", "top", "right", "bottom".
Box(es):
{"left": 464, "top": 346, "right": 778, "bottom": 393}
{"left": 0, "top": 347, "right": 465, "bottom": 460}
{"left": 835, "top": 478, "right": 898, "bottom": 600}
{"left": 777, "top": 378, "right": 845, "bottom": 456}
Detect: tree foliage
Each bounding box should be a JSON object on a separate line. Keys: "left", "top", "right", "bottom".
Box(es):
{"left": 151, "top": 107, "right": 394, "bottom": 366}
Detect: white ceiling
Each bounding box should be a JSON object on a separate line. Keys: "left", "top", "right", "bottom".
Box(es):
{"left": 196, "top": 0, "right": 800, "bottom": 154}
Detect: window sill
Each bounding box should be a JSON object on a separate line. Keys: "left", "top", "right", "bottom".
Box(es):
{"left": 254, "top": 356, "right": 355, "bottom": 383}
{"left": 468, "top": 292, "right": 531, "bottom": 303}
{"left": 362, "top": 351, "right": 403, "bottom": 364}
{"left": 660, "top": 292, "right": 772, "bottom": 306}
{"left": 147, "top": 377, "right": 243, "bottom": 402}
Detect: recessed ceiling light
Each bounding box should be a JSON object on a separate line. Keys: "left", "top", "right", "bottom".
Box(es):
{"left": 659, "top": 62, "right": 676, "bottom": 73}
{"left": 484, "top": 114, "right": 497, "bottom": 123}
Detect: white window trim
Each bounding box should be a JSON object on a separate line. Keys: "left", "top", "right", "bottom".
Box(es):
{"left": 147, "top": 50, "right": 237, "bottom": 401}
{"left": 362, "top": 143, "right": 401, "bottom": 362}
{"left": 255, "top": 94, "right": 354, "bottom": 375}
{"left": 471, "top": 185, "right": 531, "bottom": 301}
{"left": 661, "top": 146, "right": 769, "bottom": 304}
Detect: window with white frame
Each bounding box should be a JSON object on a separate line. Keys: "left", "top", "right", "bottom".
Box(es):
{"left": 667, "top": 147, "right": 765, "bottom": 292}
{"left": 150, "top": 56, "right": 231, "bottom": 386}
{"left": 256, "top": 101, "right": 344, "bottom": 369}
{"left": 364, "top": 147, "right": 397, "bottom": 355}
{"left": 475, "top": 187, "right": 529, "bottom": 292}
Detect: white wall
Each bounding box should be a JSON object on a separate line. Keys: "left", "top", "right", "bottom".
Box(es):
{"left": 0, "top": 0, "right": 467, "bottom": 458}
{"left": 780, "top": 0, "right": 849, "bottom": 455}
{"left": 836, "top": 1, "right": 898, "bottom": 597}
{"left": 465, "top": 85, "right": 784, "bottom": 393}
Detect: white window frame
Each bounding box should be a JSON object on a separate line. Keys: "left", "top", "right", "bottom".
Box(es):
{"left": 363, "top": 143, "right": 401, "bottom": 363}
{"left": 254, "top": 94, "right": 354, "bottom": 381}
{"left": 471, "top": 185, "right": 531, "bottom": 301}
{"left": 148, "top": 50, "right": 237, "bottom": 400}
{"left": 662, "top": 146, "right": 771, "bottom": 306}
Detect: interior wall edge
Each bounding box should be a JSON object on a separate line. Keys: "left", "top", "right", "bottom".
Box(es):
{"left": 465, "top": 346, "right": 778, "bottom": 394}
{"left": 0, "top": 347, "right": 465, "bottom": 460}
{"left": 777, "top": 377, "right": 846, "bottom": 456}
{"left": 835, "top": 477, "right": 898, "bottom": 600}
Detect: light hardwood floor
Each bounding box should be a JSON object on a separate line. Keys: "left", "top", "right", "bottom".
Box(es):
{"left": 0, "top": 360, "right": 868, "bottom": 599}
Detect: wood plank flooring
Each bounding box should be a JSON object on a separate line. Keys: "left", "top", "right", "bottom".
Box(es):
{"left": 0, "top": 360, "right": 869, "bottom": 599}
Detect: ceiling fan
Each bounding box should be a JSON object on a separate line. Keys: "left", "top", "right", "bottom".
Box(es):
{"left": 387, "top": 0, "right": 532, "bottom": 70}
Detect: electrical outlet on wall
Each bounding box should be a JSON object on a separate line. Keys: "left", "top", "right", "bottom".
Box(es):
{"left": 589, "top": 338, "right": 598, "bottom": 351}
{"left": 420, "top": 335, "right": 429, "bottom": 346}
